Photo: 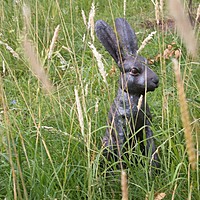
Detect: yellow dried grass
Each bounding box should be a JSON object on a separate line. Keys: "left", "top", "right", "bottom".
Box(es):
{"left": 89, "top": 42, "right": 107, "bottom": 84}
{"left": 48, "top": 25, "right": 60, "bottom": 60}
{"left": 22, "top": 4, "right": 54, "bottom": 93}
{"left": 74, "top": 88, "right": 84, "bottom": 137}
{"left": 88, "top": 2, "right": 95, "bottom": 42}
{"left": 0, "top": 41, "right": 19, "bottom": 59}
{"left": 137, "top": 31, "right": 157, "bottom": 54}
{"left": 121, "top": 170, "right": 128, "bottom": 200}
{"left": 195, "top": 4, "right": 200, "bottom": 23}
{"left": 172, "top": 59, "right": 196, "bottom": 170}
{"left": 168, "top": 0, "right": 198, "bottom": 57}
{"left": 23, "top": 39, "right": 54, "bottom": 93}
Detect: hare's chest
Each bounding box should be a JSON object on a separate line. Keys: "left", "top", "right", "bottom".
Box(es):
{"left": 119, "top": 104, "right": 141, "bottom": 120}
{"left": 118, "top": 97, "right": 148, "bottom": 129}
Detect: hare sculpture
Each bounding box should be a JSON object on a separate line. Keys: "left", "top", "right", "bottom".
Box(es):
{"left": 95, "top": 18, "right": 160, "bottom": 169}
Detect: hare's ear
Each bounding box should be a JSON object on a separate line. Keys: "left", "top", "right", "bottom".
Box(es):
{"left": 95, "top": 20, "right": 121, "bottom": 63}
{"left": 115, "top": 18, "right": 138, "bottom": 55}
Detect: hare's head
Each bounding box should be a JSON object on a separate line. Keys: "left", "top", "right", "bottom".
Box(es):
{"left": 95, "top": 18, "right": 159, "bottom": 95}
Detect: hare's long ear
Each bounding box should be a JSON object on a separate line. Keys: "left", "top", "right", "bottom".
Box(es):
{"left": 95, "top": 20, "right": 120, "bottom": 63}
{"left": 115, "top": 18, "right": 138, "bottom": 55}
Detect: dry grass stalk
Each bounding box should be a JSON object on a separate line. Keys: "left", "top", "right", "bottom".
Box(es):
{"left": 172, "top": 59, "right": 196, "bottom": 170}
{"left": 123, "top": 0, "right": 127, "bottom": 17}
{"left": 2, "top": 60, "right": 6, "bottom": 75}
{"left": 171, "top": 182, "right": 178, "bottom": 200}
{"left": 121, "top": 170, "right": 128, "bottom": 200}
{"left": 154, "top": 192, "right": 166, "bottom": 200}
{"left": 22, "top": 3, "right": 31, "bottom": 31}
{"left": 48, "top": 25, "right": 60, "bottom": 59}
{"left": 55, "top": 52, "right": 68, "bottom": 68}
{"left": 82, "top": 33, "right": 86, "bottom": 43}
{"left": 74, "top": 88, "right": 84, "bottom": 137}
{"left": 89, "top": 42, "right": 107, "bottom": 84}
{"left": 155, "top": 0, "right": 160, "bottom": 25}
{"left": 62, "top": 45, "right": 74, "bottom": 54}
{"left": 159, "top": 0, "right": 164, "bottom": 14}
{"left": 137, "top": 95, "right": 143, "bottom": 110}
{"left": 95, "top": 98, "right": 99, "bottom": 113}
{"left": 22, "top": 4, "right": 53, "bottom": 93}
{"left": 88, "top": 2, "right": 95, "bottom": 42}
{"left": 195, "top": 4, "right": 200, "bottom": 22}
{"left": 0, "top": 40, "right": 19, "bottom": 59}
{"left": 81, "top": 10, "right": 87, "bottom": 27}
{"left": 23, "top": 39, "right": 54, "bottom": 93}
{"left": 168, "top": 0, "right": 198, "bottom": 57}
{"left": 137, "top": 31, "right": 157, "bottom": 53}
{"left": 85, "top": 83, "right": 88, "bottom": 97}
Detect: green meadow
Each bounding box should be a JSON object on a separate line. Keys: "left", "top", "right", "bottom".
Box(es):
{"left": 0, "top": 0, "right": 199, "bottom": 199}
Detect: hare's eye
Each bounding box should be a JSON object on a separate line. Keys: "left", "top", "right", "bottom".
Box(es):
{"left": 130, "top": 68, "right": 139, "bottom": 76}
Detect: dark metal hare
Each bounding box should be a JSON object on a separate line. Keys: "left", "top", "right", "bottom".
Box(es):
{"left": 95, "top": 18, "right": 160, "bottom": 170}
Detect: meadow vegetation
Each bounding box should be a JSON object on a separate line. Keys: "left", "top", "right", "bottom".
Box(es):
{"left": 0, "top": 0, "right": 199, "bottom": 199}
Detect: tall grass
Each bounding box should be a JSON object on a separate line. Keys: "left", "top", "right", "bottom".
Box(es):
{"left": 0, "top": 0, "right": 199, "bottom": 199}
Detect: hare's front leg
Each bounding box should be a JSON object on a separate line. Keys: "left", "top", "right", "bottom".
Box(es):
{"left": 145, "top": 121, "right": 160, "bottom": 168}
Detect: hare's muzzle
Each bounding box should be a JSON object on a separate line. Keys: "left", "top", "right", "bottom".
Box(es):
{"left": 152, "top": 76, "right": 159, "bottom": 88}
{"left": 148, "top": 73, "right": 159, "bottom": 91}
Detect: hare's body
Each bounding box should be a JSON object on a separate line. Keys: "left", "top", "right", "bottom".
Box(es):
{"left": 103, "top": 89, "right": 151, "bottom": 149}
{"left": 95, "top": 18, "right": 159, "bottom": 169}
{"left": 103, "top": 89, "right": 158, "bottom": 167}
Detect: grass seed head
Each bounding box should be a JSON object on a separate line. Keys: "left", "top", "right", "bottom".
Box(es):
{"left": 137, "top": 95, "right": 143, "bottom": 111}
{"left": 81, "top": 10, "right": 87, "bottom": 27}
{"left": 74, "top": 88, "right": 84, "bottom": 137}
{"left": 168, "top": 0, "right": 198, "bottom": 57}
{"left": 121, "top": 170, "right": 128, "bottom": 200}
{"left": 23, "top": 39, "right": 54, "bottom": 93}
{"left": 89, "top": 42, "right": 107, "bottom": 84}
{"left": 88, "top": 2, "right": 95, "bottom": 42}
{"left": 155, "top": 0, "right": 160, "bottom": 25}
{"left": 173, "top": 59, "right": 196, "bottom": 170}
{"left": 0, "top": 41, "right": 19, "bottom": 59}
{"left": 137, "top": 31, "right": 157, "bottom": 53}
{"left": 48, "top": 25, "right": 60, "bottom": 60}
{"left": 195, "top": 4, "right": 200, "bottom": 23}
